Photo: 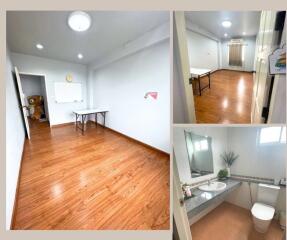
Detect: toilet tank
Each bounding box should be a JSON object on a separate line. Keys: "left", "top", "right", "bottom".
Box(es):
{"left": 257, "top": 183, "right": 280, "bottom": 207}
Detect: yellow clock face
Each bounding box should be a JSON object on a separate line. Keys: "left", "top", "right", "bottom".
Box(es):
{"left": 66, "top": 74, "right": 73, "bottom": 82}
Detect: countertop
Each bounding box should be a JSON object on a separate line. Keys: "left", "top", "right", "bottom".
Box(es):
{"left": 185, "top": 179, "right": 241, "bottom": 218}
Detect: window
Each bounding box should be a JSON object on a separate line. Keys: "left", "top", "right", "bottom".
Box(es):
{"left": 259, "top": 126, "right": 286, "bottom": 144}
{"left": 194, "top": 139, "right": 209, "bottom": 151}
{"left": 229, "top": 43, "right": 243, "bottom": 66}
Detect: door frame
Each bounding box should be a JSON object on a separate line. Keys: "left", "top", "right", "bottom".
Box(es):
{"left": 173, "top": 151, "right": 193, "bottom": 240}
{"left": 18, "top": 71, "right": 51, "bottom": 128}
{"left": 267, "top": 15, "right": 286, "bottom": 123}
{"left": 14, "top": 67, "right": 31, "bottom": 139}
{"left": 174, "top": 11, "right": 197, "bottom": 123}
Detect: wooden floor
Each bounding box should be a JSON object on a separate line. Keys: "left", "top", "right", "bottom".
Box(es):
{"left": 13, "top": 121, "right": 170, "bottom": 230}
{"left": 193, "top": 70, "right": 253, "bottom": 123}
{"left": 191, "top": 202, "right": 284, "bottom": 240}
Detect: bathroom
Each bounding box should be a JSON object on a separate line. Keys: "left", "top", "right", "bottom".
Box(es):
{"left": 173, "top": 126, "right": 286, "bottom": 240}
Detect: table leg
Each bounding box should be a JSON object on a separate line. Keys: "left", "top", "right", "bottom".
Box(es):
{"left": 75, "top": 114, "right": 78, "bottom": 130}
{"left": 103, "top": 113, "right": 106, "bottom": 127}
{"left": 95, "top": 113, "right": 97, "bottom": 126}
{"left": 81, "top": 115, "right": 85, "bottom": 135}
{"left": 208, "top": 72, "right": 211, "bottom": 89}
{"left": 198, "top": 76, "right": 201, "bottom": 96}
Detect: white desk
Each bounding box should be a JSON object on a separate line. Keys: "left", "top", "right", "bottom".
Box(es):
{"left": 73, "top": 108, "right": 109, "bottom": 134}
{"left": 190, "top": 67, "right": 211, "bottom": 96}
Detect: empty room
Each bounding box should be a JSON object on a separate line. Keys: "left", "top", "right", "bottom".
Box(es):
{"left": 173, "top": 11, "right": 286, "bottom": 124}
{"left": 6, "top": 11, "right": 170, "bottom": 230}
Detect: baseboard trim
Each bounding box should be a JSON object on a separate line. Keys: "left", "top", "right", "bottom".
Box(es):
{"left": 51, "top": 122, "right": 74, "bottom": 128}
{"left": 88, "top": 120, "right": 169, "bottom": 157}
{"left": 220, "top": 68, "right": 253, "bottom": 73}
{"left": 10, "top": 140, "right": 27, "bottom": 230}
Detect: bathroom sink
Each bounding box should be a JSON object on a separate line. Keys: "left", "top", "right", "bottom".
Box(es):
{"left": 198, "top": 181, "right": 227, "bottom": 192}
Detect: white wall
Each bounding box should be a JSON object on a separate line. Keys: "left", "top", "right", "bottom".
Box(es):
{"left": 91, "top": 40, "right": 170, "bottom": 153}
{"left": 225, "top": 182, "right": 286, "bottom": 216}
{"left": 20, "top": 74, "right": 42, "bottom": 97}
{"left": 185, "top": 20, "right": 220, "bottom": 71}
{"left": 10, "top": 53, "right": 88, "bottom": 125}
{"left": 6, "top": 48, "right": 26, "bottom": 229}
{"left": 221, "top": 37, "right": 257, "bottom": 72}
{"left": 185, "top": 20, "right": 220, "bottom": 72}
{"left": 227, "top": 127, "right": 286, "bottom": 179}
{"left": 89, "top": 22, "right": 169, "bottom": 70}
{"left": 225, "top": 127, "right": 286, "bottom": 214}
{"left": 186, "top": 31, "right": 219, "bottom": 71}
{"left": 173, "top": 126, "right": 227, "bottom": 184}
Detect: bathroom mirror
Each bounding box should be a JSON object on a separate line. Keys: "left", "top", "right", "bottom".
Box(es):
{"left": 184, "top": 131, "right": 214, "bottom": 178}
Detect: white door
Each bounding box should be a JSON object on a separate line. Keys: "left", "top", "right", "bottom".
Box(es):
{"left": 173, "top": 152, "right": 192, "bottom": 240}
{"left": 174, "top": 12, "right": 196, "bottom": 123}
{"left": 252, "top": 11, "right": 277, "bottom": 123}
{"left": 14, "top": 66, "right": 31, "bottom": 139}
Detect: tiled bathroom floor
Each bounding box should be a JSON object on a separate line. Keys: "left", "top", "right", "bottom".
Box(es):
{"left": 191, "top": 202, "right": 284, "bottom": 240}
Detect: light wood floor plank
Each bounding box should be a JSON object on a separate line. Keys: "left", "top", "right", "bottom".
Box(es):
{"left": 13, "top": 121, "right": 170, "bottom": 230}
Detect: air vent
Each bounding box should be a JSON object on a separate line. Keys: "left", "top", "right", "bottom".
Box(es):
{"left": 229, "top": 39, "right": 244, "bottom": 45}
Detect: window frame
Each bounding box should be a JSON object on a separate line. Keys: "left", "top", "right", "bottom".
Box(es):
{"left": 258, "top": 126, "right": 286, "bottom": 146}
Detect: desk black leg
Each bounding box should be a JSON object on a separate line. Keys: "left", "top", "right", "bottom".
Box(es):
{"left": 103, "top": 113, "right": 106, "bottom": 128}
{"left": 95, "top": 113, "right": 97, "bottom": 126}
{"left": 81, "top": 115, "right": 85, "bottom": 135}
{"left": 75, "top": 114, "right": 78, "bottom": 130}
{"left": 198, "top": 76, "right": 201, "bottom": 96}
{"left": 208, "top": 72, "right": 211, "bottom": 89}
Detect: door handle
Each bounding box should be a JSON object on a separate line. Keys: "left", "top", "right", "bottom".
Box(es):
{"left": 179, "top": 197, "right": 185, "bottom": 206}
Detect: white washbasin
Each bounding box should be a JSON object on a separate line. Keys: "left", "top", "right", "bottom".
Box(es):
{"left": 198, "top": 181, "right": 226, "bottom": 192}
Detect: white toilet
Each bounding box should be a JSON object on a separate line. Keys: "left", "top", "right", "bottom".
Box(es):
{"left": 251, "top": 183, "right": 280, "bottom": 233}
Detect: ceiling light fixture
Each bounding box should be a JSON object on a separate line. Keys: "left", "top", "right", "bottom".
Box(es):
{"left": 36, "top": 43, "right": 44, "bottom": 49}
{"left": 242, "top": 32, "right": 246, "bottom": 35}
{"left": 222, "top": 20, "right": 232, "bottom": 28}
{"left": 77, "top": 53, "right": 83, "bottom": 59}
{"left": 68, "top": 11, "right": 91, "bottom": 32}
{"left": 224, "top": 33, "right": 228, "bottom": 37}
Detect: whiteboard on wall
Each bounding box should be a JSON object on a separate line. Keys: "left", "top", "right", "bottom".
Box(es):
{"left": 54, "top": 82, "right": 83, "bottom": 103}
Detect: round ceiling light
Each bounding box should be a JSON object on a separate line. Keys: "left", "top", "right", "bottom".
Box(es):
{"left": 224, "top": 33, "right": 228, "bottom": 37}
{"left": 36, "top": 43, "right": 44, "bottom": 49}
{"left": 77, "top": 53, "right": 83, "bottom": 59}
{"left": 68, "top": 11, "right": 91, "bottom": 32}
{"left": 222, "top": 20, "right": 232, "bottom": 28}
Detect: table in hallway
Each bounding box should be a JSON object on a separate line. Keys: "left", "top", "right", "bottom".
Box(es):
{"left": 190, "top": 67, "right": 211, "bottom": 96}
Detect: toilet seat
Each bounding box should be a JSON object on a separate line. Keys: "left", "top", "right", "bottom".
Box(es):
{"left": 251, "top": 203, "right": 275, "bottom": 221}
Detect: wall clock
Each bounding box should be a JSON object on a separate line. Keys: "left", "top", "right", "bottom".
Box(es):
{"left": 66, "top": 74, "right": 73, "bottom": 82}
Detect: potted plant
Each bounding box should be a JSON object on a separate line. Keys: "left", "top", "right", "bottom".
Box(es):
{"left": 220, "top": 151, "right": 239, "bottom": 177}
{"left": 217, "top": 169, "right": 228, "bottom": 180}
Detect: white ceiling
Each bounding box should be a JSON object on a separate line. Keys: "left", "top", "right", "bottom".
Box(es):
{"left": 7, "top": 11, "right": 169, "bottom": 64}
{"left": 185, "top": 11, "right": 261, "bottom": 40}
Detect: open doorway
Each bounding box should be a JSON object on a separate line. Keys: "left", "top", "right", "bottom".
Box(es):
{"left": 173, "top": 11, "right": 286, "bottom": 124}
{"left": 15, "top": 70, "right": 50, "bottom": 139}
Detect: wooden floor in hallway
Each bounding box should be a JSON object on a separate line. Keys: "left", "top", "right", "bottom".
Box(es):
{"left": 13, "top": 121, "right": 170, "bottom": 230}
{"left": 193, "top": 70, "right": 253, "bottom": 124}
{"left": 191, "top": 202, "right": 284, "bottom": 240}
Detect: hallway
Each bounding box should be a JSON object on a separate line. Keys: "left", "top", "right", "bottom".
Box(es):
{"left": 193, "top": 70, "right": 253, "bottom": 123}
